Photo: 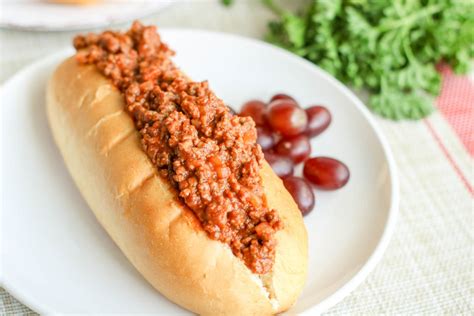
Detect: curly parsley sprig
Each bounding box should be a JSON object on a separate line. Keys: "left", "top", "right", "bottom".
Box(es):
{"left": 264, "top": 0, "right": 474, "bottom": 120}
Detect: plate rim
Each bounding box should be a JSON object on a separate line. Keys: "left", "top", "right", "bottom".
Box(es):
{"left": 0, "top": 28, "right": 399, "bottom": 315}
{"left": 0, "top": 2, "right": 174, "bottom": 32}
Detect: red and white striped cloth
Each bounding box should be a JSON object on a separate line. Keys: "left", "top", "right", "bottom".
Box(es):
{"left": 436, "top": 65, "right": 474, "bottom": 157}
{"left": 426, "top": 65, "right": 473, "bottom": 195}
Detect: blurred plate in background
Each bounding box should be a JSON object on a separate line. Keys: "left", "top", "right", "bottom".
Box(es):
{"left": 0, "top": 0, "right": 174, "bottom": 31}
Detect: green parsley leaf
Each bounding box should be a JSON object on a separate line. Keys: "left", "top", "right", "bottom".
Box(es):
{"left": 263, "top": 0, "right": 474, "bottom": 120}
{"left": 221, "top": 0, "right": 234, "bottom": 7}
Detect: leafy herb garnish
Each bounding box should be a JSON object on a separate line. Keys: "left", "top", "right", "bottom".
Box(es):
{"left": 264, "top": 0, "right": 474, "bottom": 120}
{"left": 221, "top": 0, "right": 234, "bottom": 7}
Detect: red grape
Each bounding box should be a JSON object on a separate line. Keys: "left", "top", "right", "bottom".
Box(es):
{"left": 274, "top": 134, "right": 311, "bottom": 163}
{"left": 270, "top": 93, "right": 296, "bottom": 103}
{"left": 240, "top": 100, "right": 266, "bottom": 126}
{"left": 283, "top": 176, "right": 315, "bottom": 216}
{"left": 306, "top": 106, "right": 331, "bottom": 138}
{"left": 264, "top": 152, "right": 294, "bottom": 178}
{"left": 303, "top": 157, "right": 350, "bottom": 190}
{"left": 266, "top": 100, "right": 307, "bottom": 138}
{"left": 256, "top": 126, "right": 275, "bottom": 151}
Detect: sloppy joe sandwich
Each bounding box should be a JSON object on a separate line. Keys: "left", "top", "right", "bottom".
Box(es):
{"left": 46, "top": 21, "right": 308, "bottom": 315}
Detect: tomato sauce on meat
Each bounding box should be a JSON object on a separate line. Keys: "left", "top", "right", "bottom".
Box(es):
{"left": 73, "top": 21, "right": 282, "bottom": 274}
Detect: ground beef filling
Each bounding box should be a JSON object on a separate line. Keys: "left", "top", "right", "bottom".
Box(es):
{"left": 74, "top": 21, "right": 282, "bottom": 274}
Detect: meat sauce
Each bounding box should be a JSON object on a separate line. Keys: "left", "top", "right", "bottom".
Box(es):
{"left": 73, "top": 21, "right": 282, "bottom": 274}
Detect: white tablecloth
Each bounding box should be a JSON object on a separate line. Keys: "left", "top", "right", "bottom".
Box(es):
{"left": 1, "top": 1, "right": 472, "bottom": 314}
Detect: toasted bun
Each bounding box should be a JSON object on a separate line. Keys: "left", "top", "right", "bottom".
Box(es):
{"left": 46, "top": 57, "right": 308, "bottom": 315}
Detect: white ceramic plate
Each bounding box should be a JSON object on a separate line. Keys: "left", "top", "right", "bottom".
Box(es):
{"left": 0, "top": 29, "right": 398, "bottom": 314}
{"left": 0, "top": 0, "right": 173, "bottom": 31}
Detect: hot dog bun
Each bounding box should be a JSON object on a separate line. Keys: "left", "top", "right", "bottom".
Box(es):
{"left": 46, "top": 56, "right": 308, "bottom": 315}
